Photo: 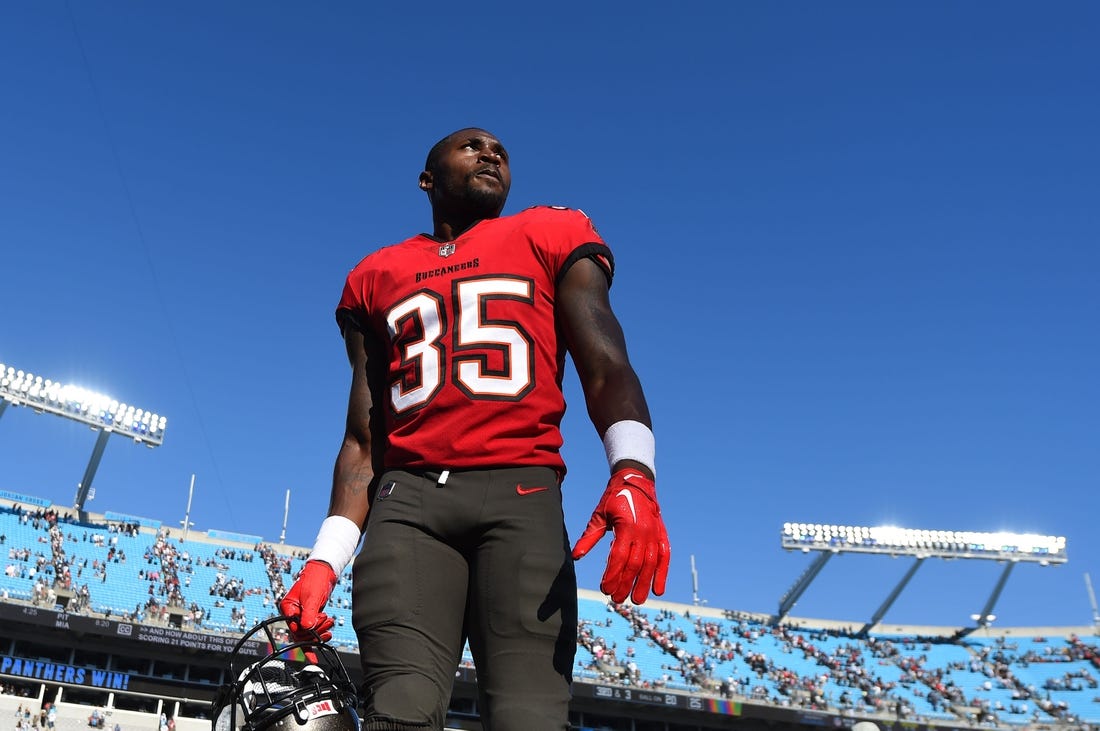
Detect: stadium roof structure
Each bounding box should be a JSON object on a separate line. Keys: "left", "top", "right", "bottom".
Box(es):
{"left": 0, "top": 361, "right": 167, "bottom": 512}
{"left": 778, "top": 522, "right": 1068, "bottom": 636}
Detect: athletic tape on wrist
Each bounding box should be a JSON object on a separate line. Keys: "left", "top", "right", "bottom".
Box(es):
{"left": 602, "top": 419, "right": 656, "bottom": 477}
{"left": 308, "top": 515, "right": 361, "bottom": 575}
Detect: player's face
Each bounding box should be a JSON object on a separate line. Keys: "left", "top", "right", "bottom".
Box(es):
{"left": 423, "top": 129, "right": 511, "bottom": 218}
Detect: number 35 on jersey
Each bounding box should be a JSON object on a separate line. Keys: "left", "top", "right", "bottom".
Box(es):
{"left": 387, "top": 275, "right": 536, "bottom": 413}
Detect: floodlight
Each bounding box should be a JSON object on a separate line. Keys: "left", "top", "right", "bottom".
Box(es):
{"left": 779, "top": 520, "right": 1068, "bottom": 632}
{"left": 0, "top": 360, "right": 167, "bottom": 510}
{"left": 1, "top": 363, "right": 166, "bottom": 445}
{"left": 780, "top": 520, "right": 1067, "bottom": 564}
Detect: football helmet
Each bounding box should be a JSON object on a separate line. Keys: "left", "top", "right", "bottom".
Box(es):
{"left": 212, "top": 615, "right": 359, "bottom": 731}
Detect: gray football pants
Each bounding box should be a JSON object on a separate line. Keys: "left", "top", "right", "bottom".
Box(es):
{"left": 351, "top": 466, "right": 577, "bottom": 731}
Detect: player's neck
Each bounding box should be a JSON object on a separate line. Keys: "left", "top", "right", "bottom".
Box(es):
{"left": 432, "top": 214, "right": 484, "bottom": 242}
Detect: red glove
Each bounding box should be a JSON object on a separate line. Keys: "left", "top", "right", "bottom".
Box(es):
{"left": 279, "top": 560, "right": 338, "bottom": 641}
{"left": 572, "top": 468, "right": 670, "bottom": 604}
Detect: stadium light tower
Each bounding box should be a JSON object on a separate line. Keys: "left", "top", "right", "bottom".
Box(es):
{"left": 1085, "top": 573, "right": 1100, "bottom": 630}
{"left": 778, "top": 522, "right": 1067, "bottom": 634}
{"left": 691, "top": 554, "right": 707, "bottom": 606}
{"left": 279, "top": 489, "right": 290, "bottom": 545}
{"left": 180, "top": 474, "right": 196, "bottom": 542}
{"left": 0, "top": 361, "right": 167, "bottom": 512}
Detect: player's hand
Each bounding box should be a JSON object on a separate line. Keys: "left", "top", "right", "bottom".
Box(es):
{"left": 279, "top": 560, "right": 338, "bottom": 642}
{"left": 572, "top": 468, "right": 670, "bottom": 604}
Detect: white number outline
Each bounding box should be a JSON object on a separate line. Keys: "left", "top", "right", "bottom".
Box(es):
{"left": 386, "top": 290, "right": 446, "bottom": 415}
{"left": 453, "top": 276, "right": 535, "bottom": 401}
{"left": 384, "top": 276, "right": 535, "bottom": 414}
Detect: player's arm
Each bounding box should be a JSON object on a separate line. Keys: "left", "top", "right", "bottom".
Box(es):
{"left": 557, "top": 257, "right": 652, "bottom": 475}
{"left": 329, "top": 322, "right": 386, "bottom": 528}
{"left": 280, "top": 322, "right": 384, "bottom": 638}
{"left": 558, "top": 256, "right": 669, "bottom": 605}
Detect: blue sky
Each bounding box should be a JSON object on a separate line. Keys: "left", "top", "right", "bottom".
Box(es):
{"left": 1, "top": 2, "right": 1097, "bottom": 629}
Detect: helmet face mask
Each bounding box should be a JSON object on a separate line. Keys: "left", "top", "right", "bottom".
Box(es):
{"left": 212, "top": 616, "right": 359, "bottom": 731}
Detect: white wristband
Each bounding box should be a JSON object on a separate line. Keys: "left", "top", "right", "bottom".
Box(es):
{"left": 308, "top": 515, "right": 361, "bottom": 575}
{"left": 602, "top": 420, "right": 656, "bottom": 477}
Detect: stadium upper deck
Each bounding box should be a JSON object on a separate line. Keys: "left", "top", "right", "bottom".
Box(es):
{"left": 0, "top": 492, "right": 1096, "bottom": 731}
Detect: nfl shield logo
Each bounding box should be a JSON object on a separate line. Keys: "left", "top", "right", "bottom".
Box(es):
{"left": 438, "top": 243, "right": 456, "bottom": 258}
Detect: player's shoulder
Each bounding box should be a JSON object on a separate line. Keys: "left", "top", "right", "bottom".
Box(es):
{"left": 510, "top": 206, "right": 601, "bottom": 240}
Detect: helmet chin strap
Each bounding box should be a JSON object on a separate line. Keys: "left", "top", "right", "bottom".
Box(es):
{"left": 293, "top": 701, "right": 311, "bottom": 725}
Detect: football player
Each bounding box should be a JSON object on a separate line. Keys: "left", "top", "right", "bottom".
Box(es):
{"left": 281, "top": 128, "right": 669, "bottom": 731}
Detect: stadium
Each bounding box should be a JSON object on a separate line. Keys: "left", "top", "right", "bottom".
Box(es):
{"left": 1, "top": 364, "right": 1097, "bottom": 731}
{"left": 5, "top": 1, "right": 1098, "bottom": 729}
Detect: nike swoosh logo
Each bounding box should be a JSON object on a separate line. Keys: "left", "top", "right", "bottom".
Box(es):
{"left": 516, "top": 484, "right": 549, "bottom": 496}
{"left": 623, "top": 472, "right": 644, "bottom": 481}
{"left": 616, "top": 488, "right": 637, "bottom": 522}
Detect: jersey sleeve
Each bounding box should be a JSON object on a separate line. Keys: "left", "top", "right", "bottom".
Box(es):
{"left": 537, "top": 207, "right": 615, "bottom": 287}
{"left": 335, "top": 258, "right": 371, "bottom": 335}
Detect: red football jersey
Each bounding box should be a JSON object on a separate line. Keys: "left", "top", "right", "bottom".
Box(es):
{"left": 336, "top": 206, "right": 613, "bottom": 473}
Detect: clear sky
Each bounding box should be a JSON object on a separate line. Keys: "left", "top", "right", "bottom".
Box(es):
{"left": 1, "top": 2, "right": 1097, "bottom": 630}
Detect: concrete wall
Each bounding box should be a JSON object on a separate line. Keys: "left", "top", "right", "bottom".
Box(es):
{"left": 0, "top": 690, "right": 209, "bottom": 731}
